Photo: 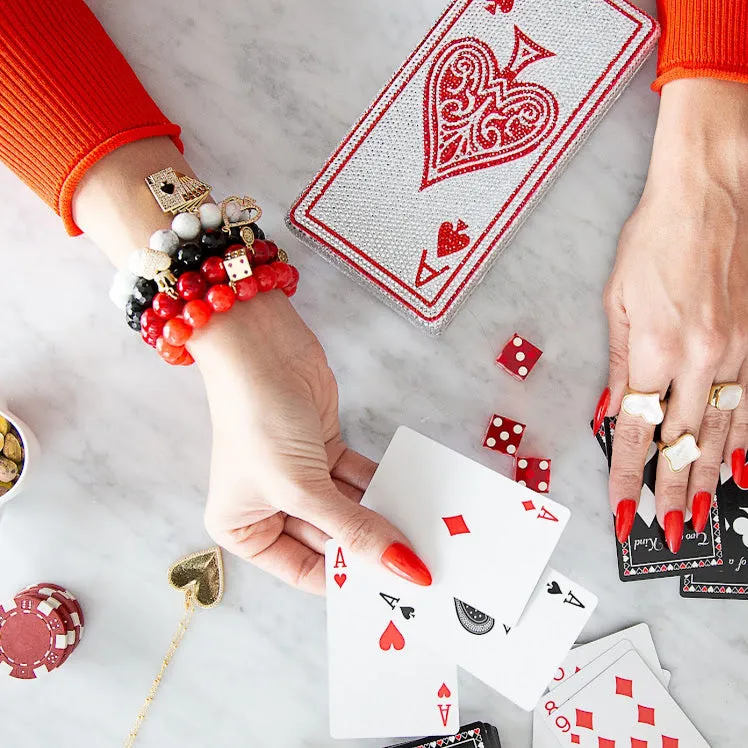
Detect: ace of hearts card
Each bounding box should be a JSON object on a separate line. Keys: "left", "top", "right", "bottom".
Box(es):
{"left": 287, "top": 0, "right": 658, "bottom": 333}
{"left": 325, "top": 541, "right": 460, "bottom": 739}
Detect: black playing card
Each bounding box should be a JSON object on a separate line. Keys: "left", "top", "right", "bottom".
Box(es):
{"left": 386, "top": 721, "right": 501, "bottom": 748}
{"left": 593, "top": 416, "right": 724, "bottom": 582}
{"left": 681, "top": 466, "right": 748, "bottom": 599}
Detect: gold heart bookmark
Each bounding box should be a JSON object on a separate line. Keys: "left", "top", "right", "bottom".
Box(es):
{"left": 125, "top": 547, "right": 225, "bottom": 746}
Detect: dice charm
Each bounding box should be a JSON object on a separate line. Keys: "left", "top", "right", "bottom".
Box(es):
{"left": 496, "top": 333, "right": 543, "bottom": 381}
{"left": 483, "top": 414, "right": 525, "bottom": 456}
{"left": 514, "top": 457, "right": 551, "bottom": 493}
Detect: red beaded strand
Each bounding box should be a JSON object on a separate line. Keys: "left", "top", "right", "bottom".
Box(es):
{"left": 144, "top": 259, "right": 298, "bottom": 365}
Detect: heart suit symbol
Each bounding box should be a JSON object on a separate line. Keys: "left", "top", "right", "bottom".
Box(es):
{"left": 379, "top": 620, "right": 405, "bottom": 651}
{"left": 437, "top": 682, "right": 451, "bottom": 698}
{"left": 333, "top": 573, "right": 346, "bottom": 588}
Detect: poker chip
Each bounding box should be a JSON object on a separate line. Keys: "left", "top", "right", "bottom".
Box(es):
{"left": 21, "top": 586, "right": 79, "bottom": 666}
{"left": 0, "top": 583, "right": 85, "bottom": 679}
{"left": 0, "top": 593, "right": 69, "bottom": 678}
{"left": 23, "top": 583, "right": 84, "bottom": 644}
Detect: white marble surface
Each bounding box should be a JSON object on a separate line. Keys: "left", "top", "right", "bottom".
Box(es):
{"left": 0, "top": 1, "right": 744, "bottom": 745}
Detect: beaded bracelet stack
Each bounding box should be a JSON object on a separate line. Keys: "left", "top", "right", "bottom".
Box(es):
{"left": 108, "top": 169, "right": 299, "bottom": 366}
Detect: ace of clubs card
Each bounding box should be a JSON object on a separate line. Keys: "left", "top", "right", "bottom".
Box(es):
{"left": 325, "top": 541, "right": 459, "bottom": 739}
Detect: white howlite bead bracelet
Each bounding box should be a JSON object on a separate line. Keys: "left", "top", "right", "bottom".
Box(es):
{"left": 198, "top": 203, "right": 223, "bottom": 231}
{"left": 171, "top": 212, "right": 201, "bottom": 241}
{"left": 109, "top": 270, "right": 138, "bottom": 311}
{"left": 148, "top": 228, "right": 180, "bottom": 256}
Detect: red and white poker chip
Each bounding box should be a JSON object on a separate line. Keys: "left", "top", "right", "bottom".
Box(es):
{"left": 0, "top": 592, "right": 70, "bottom": 678}
{"left": 21, "top": 586, "right": 78, "bottom": 666}
{"left": 23, "top": 583, "right": 84, "bottom": 648}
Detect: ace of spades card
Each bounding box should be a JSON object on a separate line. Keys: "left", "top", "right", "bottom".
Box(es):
{"left": 288, "top": 0, "right": 658, "bottom": 333}
{"left": 594, "top": 417, "right": 723, "bottom": 581}
{"left": 681, "top": 463, "right": 748, "bottom": 598}
{"left": 324, "top": 542, "right": 459, "bottom": 739}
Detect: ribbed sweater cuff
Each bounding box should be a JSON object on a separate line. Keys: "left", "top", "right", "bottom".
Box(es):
{"left": 0, "top": 0, "right": 183, "bottom": 235}
{"left": 654, "top": 0, "right": 748, "bottom": 92}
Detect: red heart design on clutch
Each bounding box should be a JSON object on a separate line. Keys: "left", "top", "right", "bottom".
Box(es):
{"left": 378, "top": 620, "right": 405, "bottom": 651}
{"left": 437, "top": 220, "right": 470, "bottom": 257}
{"left": 333, "top": 573, "right": 346, "bottom": 588}
{"left": 422, "top": 33, "right": 558, "bottom": 189}
{"left": 437, "top": 682, "right": 451, "bottom": 698}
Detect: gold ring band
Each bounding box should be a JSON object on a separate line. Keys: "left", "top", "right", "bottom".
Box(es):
{"left": 657, "top": 433, "right": 701, "bottom": 473}
{"left": 708, "top": 383, "right": 743, "bottom": 411}
{"left": 622, "top": 388, "right": 665, "bottom": 425}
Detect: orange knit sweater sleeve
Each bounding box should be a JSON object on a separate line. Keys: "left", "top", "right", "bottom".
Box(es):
{"left": 0, "top": 0, "right": 182, "bottom": 236}
{"left": 654, "top": 0, "right": 748, "bottom": 92}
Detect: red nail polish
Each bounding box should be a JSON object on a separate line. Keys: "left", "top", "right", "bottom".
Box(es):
{"left": 664, "top": 511, "right": 684, "bottom": 554}
{"left": 593, "top": 387, "right": 611, "bottom": 435}
{"left": 732, "top": 449, "right": 746, "bottom": 487}
{"left": 691, "top": 491, "right": 712, "bottom": 534}
{"left": 381, "top": 543, "right": 432, "bottom": 586}
{"left": 615, "top": 499, "right": 637, "bottom": 544}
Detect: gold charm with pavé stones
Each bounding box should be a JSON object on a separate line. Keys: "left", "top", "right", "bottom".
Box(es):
{"left": 146, "top": 167, "right": 212, "bottom": 214}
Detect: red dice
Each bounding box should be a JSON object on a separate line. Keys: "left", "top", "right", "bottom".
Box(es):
{"left": 496, "top": 333, "right": 542, "bottom": 381}
{"left": 514, "top": 457, "right": 551, "bottom": 493}
{"left": 483, "top": 414, "right": 526, "bottom": 456}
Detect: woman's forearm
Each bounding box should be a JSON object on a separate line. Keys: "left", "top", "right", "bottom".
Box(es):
{"left": 72, "top": 137, "right": 196, "bottom": 269}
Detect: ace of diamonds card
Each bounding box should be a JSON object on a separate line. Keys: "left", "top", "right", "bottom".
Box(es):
{"left": 287, "top": 0, "right": 658, "bottom": 333}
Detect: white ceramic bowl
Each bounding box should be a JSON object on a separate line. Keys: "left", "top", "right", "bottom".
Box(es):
{"left": 0, "top": 400, "right": 40, "bottom": 509}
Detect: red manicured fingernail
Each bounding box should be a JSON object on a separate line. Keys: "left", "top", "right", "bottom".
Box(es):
{"left": 593, "top": 387, "right": 611, "bottom": 434}
{"left": 664, "top": 511, "right": 684, "bottom": 554}
{"left": 615, "top": 499, "right": 637, "bottom": 544}
{"left": 381, "top": 543, "right": 432, "bottom": 586}
{"left": 732, "top": 449, "right": 746, "bottom": 487}
{"left": 691, "top": 491, "right": 712, "bottom": 534}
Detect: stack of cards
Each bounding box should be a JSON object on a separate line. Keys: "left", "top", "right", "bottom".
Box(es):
{"left": 532, "top": 624, "right": 709, "bottom": 746}
{"left": 595, "top": 416, "right": 748, "bottom": 598}
{"left": 325, "top": 428, "right": 598, "bottom": 739}
{"left": 385, "top": 721, "right": 501, "bottom": 748}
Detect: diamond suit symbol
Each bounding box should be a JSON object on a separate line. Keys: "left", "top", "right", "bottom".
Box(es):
{"left": 442, "top": 515, "right": 470, "bottom": 536}
{"left": 631, "top": 739, "right": 648, "bottom": 748}
{"left": 662, "top": 738, "right": 679, "bottom": 747}
{"left": 615, "top": 676, "right": 633, "bottom": 697}
{"left": 575, "top": 709, "right": 593, "bottom": 729}
{"left": 638, "top": 705, "right": 656, "bottom": 725}
{"left": 522, "top": 499, "right": 536, "bottom": 512}
{"left": 570, "top": 736, "right": 580, "bottom": 745}
{"left": 598, "top": 740, "right": 615, "bottom": 748}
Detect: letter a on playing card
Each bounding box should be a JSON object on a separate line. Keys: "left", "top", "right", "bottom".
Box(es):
{"left": 288, "top": 0, "right": 658, "bottom": 332}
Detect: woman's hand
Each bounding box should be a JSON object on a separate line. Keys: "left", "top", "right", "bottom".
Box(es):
{"left": 192, "top": 290, "right": 431, "bottom": 594}
{"left": 73, "top": 137, "right": 431, "bottom": 595}
{"left": 598, "top": 79, "right": 748, "bottom": 552}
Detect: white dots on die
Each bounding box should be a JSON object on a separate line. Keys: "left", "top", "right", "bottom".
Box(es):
{"left": 486, "top": 437, "right": 496, "bottom": 447}
{"left": 518, "top": 366, "right": 529, "bottom": 377}
{"left": 513, "top": 336, "right": 523, "bottom": 347}
{"left": 493, "top": 417, "right": 502, "bottom": 427}
{"left": 171, "top": 211, "right": 201, "bottom": 241}
{"left": 500, "top": 431, "right": 509, "bottom": 441}
{"left": 538, "top": 482, "right": 548, "bottom": 491}
{"left": 513, "top": 424, "right": 523, "bottom": 434}
{"left": 507, "top": 445, "right": 516, "bottom": 454}
{"left": 518, "top": 480, "right": 527, "bottom": 487}
{"left": 539, "top": 461, "right": 549, "bottom": 470}
{"left": 516, "top": 351, "right": 526, "bottom": 362}
{"left": 518, "top": 459, "right": 528, "bottom": 469}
